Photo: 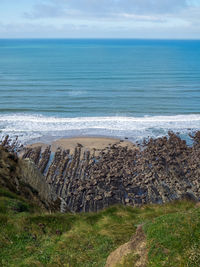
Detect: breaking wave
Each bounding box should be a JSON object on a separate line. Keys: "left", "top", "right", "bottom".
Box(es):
{"left": 0, "top": 114, "right": 200, "bottom": 144}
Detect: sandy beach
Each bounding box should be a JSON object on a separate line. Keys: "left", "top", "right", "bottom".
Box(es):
{"left": 27, "top": 136, "right": 136, "bottom": 154}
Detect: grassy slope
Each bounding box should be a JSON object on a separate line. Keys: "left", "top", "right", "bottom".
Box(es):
{"left": 0, "top": 187, "right": 200, "bottom": 267}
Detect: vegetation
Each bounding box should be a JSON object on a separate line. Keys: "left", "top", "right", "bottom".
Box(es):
{"left": 0, "top": 186, "right": 200, "bottom": 266}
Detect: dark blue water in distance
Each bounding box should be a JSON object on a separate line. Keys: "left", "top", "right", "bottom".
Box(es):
{"left": 0, "top": 39, "right": 200, "bottom": 144}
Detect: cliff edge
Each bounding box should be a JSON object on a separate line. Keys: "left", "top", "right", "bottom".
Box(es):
{"left": 0, "top": 145, "right": 60, "bottom": 211}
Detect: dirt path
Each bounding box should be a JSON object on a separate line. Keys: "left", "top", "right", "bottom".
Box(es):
{"left": 105, "top": 225, "right": 148, "bottom": 267}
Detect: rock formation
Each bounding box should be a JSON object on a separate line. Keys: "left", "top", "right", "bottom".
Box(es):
{"left": 0, "top": 145, "right": 61, "bottom": 211}
{"left": 1, "top": 131, "right": 200, "bottom": 213}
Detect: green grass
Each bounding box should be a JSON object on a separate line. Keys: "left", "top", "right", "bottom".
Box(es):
{"left": 144, "top": 207, "right": 200, "bottom": 267}
{"left": 0, "top": 186, "right": 200, "bottom": 267}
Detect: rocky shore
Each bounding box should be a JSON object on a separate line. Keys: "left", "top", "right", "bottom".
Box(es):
{"left": 1, "top": 132, "right": 200, "bottom": 212}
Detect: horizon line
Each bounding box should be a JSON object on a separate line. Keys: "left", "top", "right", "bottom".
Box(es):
{"left": 0, "top": 37, "right": 200, "bottom": 41}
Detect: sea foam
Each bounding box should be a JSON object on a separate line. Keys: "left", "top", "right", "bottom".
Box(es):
{"left": 0, "top": 114, "right": 199, "bottom": 144}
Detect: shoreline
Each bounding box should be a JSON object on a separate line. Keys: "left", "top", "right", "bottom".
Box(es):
{"left": 1, "top": 114, "right": 200, "bottom": 147}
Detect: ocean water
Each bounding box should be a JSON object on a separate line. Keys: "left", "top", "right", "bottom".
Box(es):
{"left": 0, "top": 39, "right": 200, "bottom": 144}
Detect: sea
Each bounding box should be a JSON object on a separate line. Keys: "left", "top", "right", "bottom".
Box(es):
{"left": 0, "top": 38, "right": 200, "bottom": 145}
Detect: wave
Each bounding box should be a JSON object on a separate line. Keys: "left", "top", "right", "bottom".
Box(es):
{"left": 0, "top": 114, "right": 200, "bottom": 144}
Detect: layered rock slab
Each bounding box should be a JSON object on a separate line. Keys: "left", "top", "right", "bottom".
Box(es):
{"left": 1, "top": 132, "right": 200, "bottom": 213}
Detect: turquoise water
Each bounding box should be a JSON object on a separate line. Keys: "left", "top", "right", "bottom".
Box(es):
{"left": 0, "top": 39, "right": 200, "bottom": 143}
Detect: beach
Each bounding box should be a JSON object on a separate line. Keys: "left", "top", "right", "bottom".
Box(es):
{"left": 27, "top": 136, "right": 136, "bottom": 155}
{"left": 0, "top": 38, "right": 200, "bottom": 212}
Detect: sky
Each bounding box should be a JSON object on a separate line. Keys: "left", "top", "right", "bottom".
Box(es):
{"left": 0, "top": 0, "right": 200, "bottom": 39}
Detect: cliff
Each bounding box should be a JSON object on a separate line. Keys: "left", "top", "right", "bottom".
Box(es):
{"left": 0, "top": 145, "right": 60, "bottom": 211}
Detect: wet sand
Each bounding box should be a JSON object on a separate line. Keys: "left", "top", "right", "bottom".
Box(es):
{"left": 27, "top": 136, "right": 136, "bottom": 154}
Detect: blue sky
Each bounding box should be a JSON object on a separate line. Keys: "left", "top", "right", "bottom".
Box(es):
{"left": 0, "top": 0, "right": 200, "bottom": 38}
